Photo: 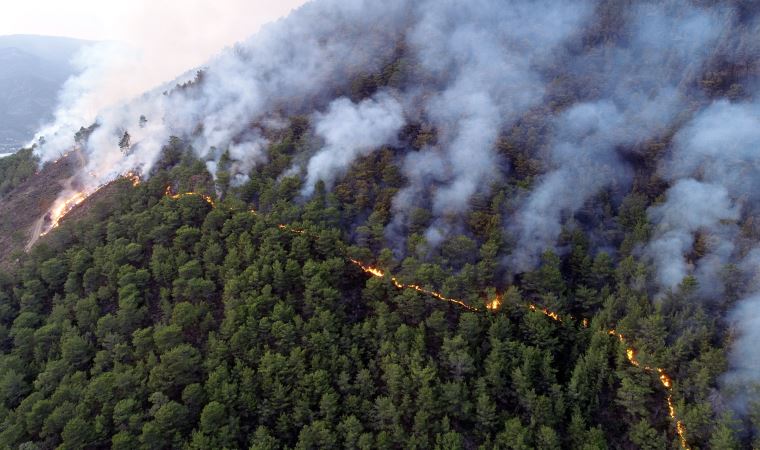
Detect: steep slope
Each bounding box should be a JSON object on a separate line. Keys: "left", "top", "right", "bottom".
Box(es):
{"left": 0, "top": 123, "right": 735, "bottom": 449}
{"left": 0, "top": 155, "right": 715, "bottom": 449}
{"left": 0, "top": 151, "right": 79, "bottom": 267}
{"left": 6, "top": 0, "right": 760, "bottom": 448}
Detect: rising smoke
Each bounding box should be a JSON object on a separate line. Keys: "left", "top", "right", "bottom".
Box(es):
{"left": 508, "top": 2, "right": 729, "bottom": 271}
{"left": 33, "top": 0, "right": 411, "bottom": 182}
{"left": 301, "top": 92, "right": 405, "bottom": 196}
{"left": 32, "top": 0, "right": 306, "bottom": 162}
{"left": 390, "top": 0, "right": 594, "bottom": 246}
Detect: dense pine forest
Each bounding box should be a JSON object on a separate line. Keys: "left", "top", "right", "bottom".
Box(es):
{"left": 3, "top": 0, "right": 760, "bottom": 448}
{"left": 0, "top": 127, "right": 741, "bottom": 448}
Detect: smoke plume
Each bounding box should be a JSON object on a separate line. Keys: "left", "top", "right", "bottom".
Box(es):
{"left": 646, "top": 179, "right": 739, "bottom": 290}
{"left": 33, "top": 0, "right": 411, "bottom": 189}
{"left": 32, "top": 1, "right": 306, "bottom": 162}
{"left": 302, "top": 92, "right": 404, "bottom": 196}
{"left": 508, "top": 2, "right": 728, "bottom": 271}
{"left": 388, "top": 0, "right": 594, "bottom": 245}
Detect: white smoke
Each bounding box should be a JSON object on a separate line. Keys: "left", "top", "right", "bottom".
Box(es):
{"left": 646, "top": 179, "right": 739, "bottom": 290}
{"left": 31, "top": 42, "right": 139, "bottom": 157}
{"left": 21, "top": 0, "right": 760, "bottom": 433}
{"left": 647, "top": 100, "right": 760, "bottom": 296}
{"left": 227, "top": 138, "right": 269, "bottom": 185}
{"left": 507, "top": 2, "right": 729, "bottom": 271}
{"left": 31, "top": 1, "right": 306, "bottom": 161}
{"left": 646, "top": 99, "right": 760, "bottom": 410}
{"left": 301, "top": 92, "right": 405, "bottom": 196}
{"left": 33, "top": 0, "right": 411, "bottom": 192}
{"left": 388, "top": 0, "right": 594, "bottom": 245}
{"left": 724, "top": 293, "right": 760, "bottom": 406}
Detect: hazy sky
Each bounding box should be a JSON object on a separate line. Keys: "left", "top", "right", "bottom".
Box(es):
{"left": 0, "top": 0, "right": 308, "bottom": 83}
{"left": 0, "top": 1, "right": 310, "bottom": 93}
{"left": 1, "top": 0, "right": 310, "bottom": 146}
{"left": 0, "top": 1, "right": 307, "bottom": 44}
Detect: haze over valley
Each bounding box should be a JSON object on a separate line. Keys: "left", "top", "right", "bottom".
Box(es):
{"left": 0, "top": 35, "right": 89, "bottom": 153}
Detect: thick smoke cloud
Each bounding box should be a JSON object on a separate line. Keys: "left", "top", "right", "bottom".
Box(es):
{"left": 723, "top": 293, "right": 760, "bottom": 410}
{"left": 299, "top": 0, "right": 594, "bottom": 239}
{"left": 32, "top": 42, "right": 140, "bottom": 158}
{"left": 645, "top": 101, "right": 760, "bottom": 296}
{"left": 646, "top": 179, "right": 739, "bottom": 290}
{"left": 31, "top": 1, "right": 306, "bottom": 161}
{"left": 36, "top": 0, "right": 596, "bottom": 248}
{"left": 389, "top": 0, "right": 594, "bottom": 245}
{"left": 653, "top": 102, "right": 760, "bottom": 279}
{"left": 302, "top": 92, "right": 404, "bottom": 195}
{"left": 508, "top": 2, "right": 728, "bottom": 271}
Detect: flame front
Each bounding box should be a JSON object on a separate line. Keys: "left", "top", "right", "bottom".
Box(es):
{"left": 667, "top": 395, "right": 689, "bottom": 449}
{"left": 278, "top": 224, "right": 307, "bottom": 235}
{"left": 626, "top": 348, "right": 639, "bottom": 367}
{"left": 606, "top": 332, "right": 687, "bottom": 447}
{"left": 529, "top": 304, "right": 562, "bottom": 322}
{"left": 659, "top": 369, "right": 672, "bottom": 389}
{"left": 40, "top": 191, "right": 90, "bottom": 236}
{"left": 38, "top": 171, "right": 142, "bottom": 238}
{"left": 349, "top": 259, "right": 480, "bottom": 312}
{"left": 164, "top": 186, "right": 215, "bottom": 207}
{"left": 217, "top": 193, "right": 695, "bottom": 449}
{"left": 348, "top": 260, "right": 689, "bottom": 448}
{"left": 125, "top": 171, "right": 141, "bottom": 187}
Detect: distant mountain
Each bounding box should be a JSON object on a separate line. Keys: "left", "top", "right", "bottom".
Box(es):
{"left": 0, "top": 35, "right": 91, "bottom": 152}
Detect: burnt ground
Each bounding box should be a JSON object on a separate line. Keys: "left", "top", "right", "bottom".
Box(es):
{"left": 0, "top": 154, "right": 79, "bottom": 268}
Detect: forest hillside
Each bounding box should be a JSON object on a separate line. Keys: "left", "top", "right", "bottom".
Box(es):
{"left": 2, "top": 0, "right": 760, "bottom": 448}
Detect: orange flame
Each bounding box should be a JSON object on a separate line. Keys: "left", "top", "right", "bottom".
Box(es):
{"left": 259, "top": 203, "right": 692, "bottom": 449}
{"left": 347, "top": 259, "right": 690, "bottom": 448}
{"left": 349, "top": 259, "right": 480, "bottom": 312}
{"left": 626, "top": 348, "right": 639, "bottom": 367}
{"left": 39, "top": 171, "right": 142, "bottom": 237}
{"left": 164, "top": 186, "right": 215, "bottom": 207}
{"left": 125, "top": 171, "right": 141, "bottom": 187}
{"left": 504, "top": 320, "right": 688, "bottom": 448}
{"left": 658, "top": 369, "right": 672, "bottom": 389}
{"left": 278, "top": 224, "right": 307, "bottom": 235}
{"left": 528, "top": 304, "right": 563, "bottom": 322}
{"left": 667, "top": 395, "right": 689, "bottom": 450}
{"left": 603, "top": 330, "right": 687, "bottom": 447}
{"left": 40, "top": 191, "right": 90, "bottom": 236}
{"left": 608, "top": 329, "right": 625, "bottom": 342}
{"left": 486, "top": 295, "right": 502, "bottom": 311}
